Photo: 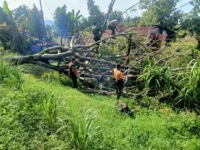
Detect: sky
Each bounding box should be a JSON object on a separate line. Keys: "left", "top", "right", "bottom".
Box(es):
{"left": 0, "top": 0, "right": 194, "bottom": 21}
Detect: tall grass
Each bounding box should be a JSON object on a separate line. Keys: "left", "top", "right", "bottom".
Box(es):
{"left": 0, "top": 58, "right": 23, "bottom": 89}
{"left": 0, "top": 58, "right": 10, "bottom": 82}
{"left": 58, "top": 107, "right": 101, "bottom": 150}
{"left": 16, "top": 87, "right": 59, "bottom": 134}
{"left": 42, "top": 91, "right": 58, "bottom": 130}
{"left": 138, "top": 60, "right": 174, "bottom": 96}
{"left": 175, "top": 60, "right": 200, "bottom": 112}
{"left": 12, "top": 66, "right": 24, "bottom": 89}
{"left": 138, "top": 58, "right": 200, "bottom": 113}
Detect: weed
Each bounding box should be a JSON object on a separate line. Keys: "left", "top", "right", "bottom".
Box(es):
{"left": 0, "top": 58, "right": 24, "bottom": 89}
{"left": 0, "top": 58, "right": 10, "bottom": 82}
{"left": 138, "top": 59, "right": 174, "bottom": 96}
{"left": 42, "top": 91, "right": 58, "bottom": 131}
{"left": 57, "top": 107, "right": 102, "bottom": 150}
{"left": 175, "top": 60, "right": 200, "bottom": 112}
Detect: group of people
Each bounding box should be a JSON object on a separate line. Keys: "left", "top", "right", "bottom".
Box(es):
{"left": 92, "top": 18, "right": 123, "bottom": 50}
{"left": 67, "top": 58, "right": 126, "bottom": 100}
{"left": 66, "top": 18, "right": 125, "bottom": 99}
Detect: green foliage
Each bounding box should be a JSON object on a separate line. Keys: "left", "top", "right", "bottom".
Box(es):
{"left": 58, "top": 108, "right": 102, "bottom": 150}
{"left": 139, "top": 0, "right": 181, "bottom": 31}
{"left": 3, "top": 0, "right": 11, "bottom": 15}
{"left": 138, "top": 59, "right": 174, "bottom": 96}
{"left": 87, "top": 0, "right": 105, "bottom": 26}
{"left": 41, "top": 71, "right": 72, "bottom": 86}
{"left": 0, "top": 68, "right": 200, "bottom": 149}
{"left": 0, "top": 58, "right": 23, "bottom": 89}
{"left": 67, "top": 9, "right": 82, "bottom": 35}
{"left": 16, "top": 88, "right": 45, "bottom": 132}
{"left": 109, "top": 10, "right": 123, "bottom": 22}
{"left": 124, "top": 16, "right": 141, "bottom": 26}
{"left": 29, "top": 5, "right": 46, "bottom": 40}
{"left": 42, "top": 91, "right": 58, "bottom": 130}
{"left": 0, "top": 3, "right": 30, "bottom": 53}
{"left": 175, "top": 60, "right": 200, "bottom": 112}
{"left": 54, "top": 5, "right": 69, "bottom": 36}
{"left": 54, "top": 6, "right": 83, "bottom": 36}
{"left": 16, "top": 87, "right": 59, "bottom": 134}
{"left": 180, "top": 13, "right": 200, "bottom": 49}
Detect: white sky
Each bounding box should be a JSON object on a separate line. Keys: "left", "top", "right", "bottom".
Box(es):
{"left": 0, "top": 0, "right": 193, "bottom": 20}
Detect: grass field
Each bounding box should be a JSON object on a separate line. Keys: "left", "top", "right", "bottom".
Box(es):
{"left": 0, "top": 59, "right": 200, "bottom": 149}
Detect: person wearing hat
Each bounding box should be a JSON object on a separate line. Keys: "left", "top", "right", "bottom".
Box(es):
{"left": 68, "top": 58, "right": 79, "bottom": 88}
{"left": 113, "top": 64, "right": 126, "bottom": 100}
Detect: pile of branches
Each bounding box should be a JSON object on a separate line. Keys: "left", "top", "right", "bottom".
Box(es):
{"left": 7, "top": 28, "right": 189, "bottom": 96}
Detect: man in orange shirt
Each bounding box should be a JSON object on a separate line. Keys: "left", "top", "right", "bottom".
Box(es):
{"left": 114, "top": 64, "right": 126, "bottom": 100}
{"left": 68, "top": 58, "right": 79, "bottom": 88}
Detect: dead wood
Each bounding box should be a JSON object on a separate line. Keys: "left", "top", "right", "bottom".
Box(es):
{"left": 5, "top": 28, "right": 187, "bottom": 97}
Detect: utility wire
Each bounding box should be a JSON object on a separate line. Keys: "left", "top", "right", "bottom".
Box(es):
{"left": 118, "top": 0, "right": 193, "bottom": 18}
{"left": 118, "top": 2, "right": 140, "bottom": 19}
{"left": 174, "top": 0, "right": 193, "bottom": 11}
{"left": 43, "top": 0, "right": 53, "bottom": 16}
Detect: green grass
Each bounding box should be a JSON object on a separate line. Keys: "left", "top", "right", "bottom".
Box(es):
{"left": 1, "top": 40, "right": 200, "bottom": 150}
{"left": 0, "top": 71, "right": 200, "bottom": 149}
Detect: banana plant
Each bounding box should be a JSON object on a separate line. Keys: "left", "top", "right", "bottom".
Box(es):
{"left": 67, "top": 9, "right": 82, "bottom": 35}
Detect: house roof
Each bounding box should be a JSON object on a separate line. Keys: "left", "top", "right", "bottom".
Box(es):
{"left": 101, "top": 25, "right": 160, "bottom": 38}
{"left": 82, "top": 25, "right": 173, "bottom": 44}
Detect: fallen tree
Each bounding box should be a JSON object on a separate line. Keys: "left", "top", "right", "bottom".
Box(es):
{"left": 6, "top": 28, "right": 191, "bottom": 96}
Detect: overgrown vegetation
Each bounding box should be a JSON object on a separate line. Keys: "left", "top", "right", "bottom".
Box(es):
{"left": 1, "top": 0, "right": 200, "bottom": 149}
{"left": 1, "top": 52, "right": 200, "bottom": 149}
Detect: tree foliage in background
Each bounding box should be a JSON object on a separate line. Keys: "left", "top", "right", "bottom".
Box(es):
{"left": 0, "top": 1, "right": 24, "bottom": 52}
{"left": 109, "top": 10, "right": 122, "bottom": 21}
{"left": 13, "top": 5, "right": 29, "bottom": 30}
{"left": 139, "top": 0, "right": 181, "bottom": 31}
{"left": 0, "top": 1, "right": 49, "bottom": 53}
{"left": 54, "top": 5, "right": 69, "bottom": 36}
{"left": 180, "top": 0, "right": 200, "bottom": 49}
{"left": 28, "top": 5, "right": 46, "bottom": 41}
{"left": 3, "top": 0, "right": 11, "bottom": 16}
{"left": 124, "top": 16, "right": 141, "bottom": 26}
{"left": 86, "top": 0, "right": 105, "bottom": 26}
{"left": 67, "top": 9, "right": 82, "bottom": 35}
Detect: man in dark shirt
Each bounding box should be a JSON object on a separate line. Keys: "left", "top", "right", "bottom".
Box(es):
{"left": 92, "top": 22, "right": 102, "bottom": 42}
{"left": 92, "top": 22, "right": 103, "bottom": 54}
{"left": 68, "top": 58, "right": 79, "bottom": 88}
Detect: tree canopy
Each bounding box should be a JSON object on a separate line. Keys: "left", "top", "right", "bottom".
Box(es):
{"left": 139, "top": 0, "right": 181, "bottom": 31}
{"left": 0, "top": 0, "right": 200, "bottom": 53}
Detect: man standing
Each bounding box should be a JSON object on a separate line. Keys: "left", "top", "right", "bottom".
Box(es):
{"left": 108, "top": 18, "right": 123, "bottom": 36}
{"left": 68, "top": 58, "right": 79, "bottom": 88}
{"left": 114, "top": 64, "right": 126, "bottom": 100}
{"left": 92, "top": 22, "right": 102, "bottom": 54}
